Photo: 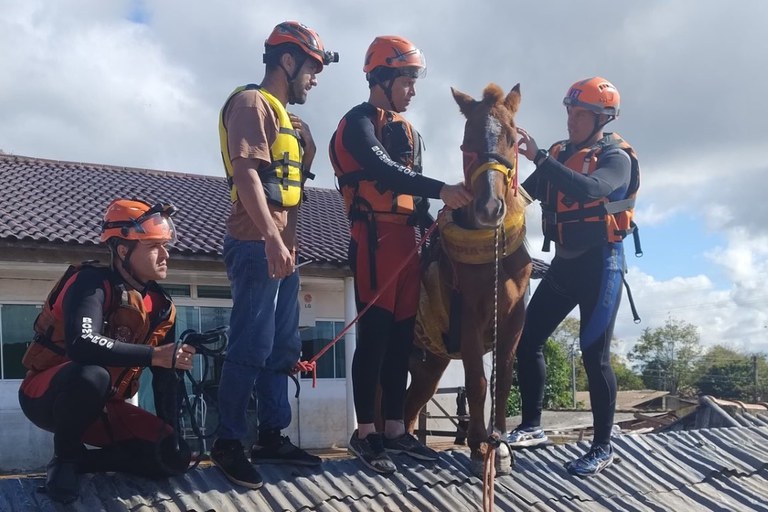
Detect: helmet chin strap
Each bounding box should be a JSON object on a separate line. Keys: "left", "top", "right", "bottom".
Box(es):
{"left": 575, "top": 114, "right": 615, "bottom": 149}
{"left": 280, "top": 53, "right": 307, "bottom": 104}
{"left": 113, "top": 243, "right": 147, "bottom": 291}
{"left": 380, "top": 78, "right": 399, "bottom": 111}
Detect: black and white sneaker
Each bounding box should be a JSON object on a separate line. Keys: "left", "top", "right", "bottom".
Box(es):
{"left": 348, "top": 430, "right": 397, "bottom": 474}
{"left": 506, "top": 425, "right": 549, "bottom": 447}
{"left": 565, "top": 444, "right": 615, "bottom": 477}
{"left": 383, "top": 433, "right": 439, "bottom": 461}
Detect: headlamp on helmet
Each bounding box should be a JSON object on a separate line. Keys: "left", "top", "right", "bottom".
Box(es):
{"left": 263, "top": 21, "right": 338, "bottom": 72}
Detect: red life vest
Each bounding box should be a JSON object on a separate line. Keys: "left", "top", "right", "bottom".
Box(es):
{"left": 21, "top": 262, "right": 176, "bottom": 399}
{"left": 329, "top": 107, "right": 425, "bottom": 226}
{"left": 541, "top": 133, "right": 640, "bottom": 251}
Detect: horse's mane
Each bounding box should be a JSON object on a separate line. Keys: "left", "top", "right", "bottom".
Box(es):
{"left": 482, "top": 83, "right": 504, "bottom": 105}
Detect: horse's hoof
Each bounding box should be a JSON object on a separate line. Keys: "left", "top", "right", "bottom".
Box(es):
{"left": 468, "top": 444, "right": 514, "bottom": 477}
{"left": 495, "top": 443, "right": 513, "bottom": 475}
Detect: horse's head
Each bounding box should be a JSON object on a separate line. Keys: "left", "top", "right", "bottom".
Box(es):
{"left": 452, "top": 83, "right": 521, "bottom": 229}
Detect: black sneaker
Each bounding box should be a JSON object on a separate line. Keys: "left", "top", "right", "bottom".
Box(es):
{"left": 348, "top": 430, "right": 397, "bottom": 474}
{"left": 251, "top": 435, "right": 322, "bottom": 466}
{"left": 45, "top": 457, "right": 79, "bottom": 504}
{"left": 383, "top": 433, "right": 439, "bottom": 461}
{"left": 211, "top": 439, "right": 263, "bottom": 489}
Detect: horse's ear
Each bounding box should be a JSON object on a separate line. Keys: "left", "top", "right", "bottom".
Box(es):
{"left": 451, "top": 87, "right": 477, "bottom": 118}
{"left": 504, "top": 83, "right": 521, "bottom": 114}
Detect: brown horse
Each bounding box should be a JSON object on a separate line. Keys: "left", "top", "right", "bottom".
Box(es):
{"left": 406, "top": 83, "right": 532, "bottom": 475}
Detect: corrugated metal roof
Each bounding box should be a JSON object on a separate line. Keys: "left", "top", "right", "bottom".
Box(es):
{"left": 3, "top": 425, "right": 767, "bottom": 511}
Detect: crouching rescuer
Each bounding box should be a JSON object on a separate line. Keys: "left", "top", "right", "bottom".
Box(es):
{"left": 18, "top": 198, "right": 195, "bottom": 504}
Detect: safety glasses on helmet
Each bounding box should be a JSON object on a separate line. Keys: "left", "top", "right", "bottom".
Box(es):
{"left": 102, "top": 203, "right": 178, "bottom": 244}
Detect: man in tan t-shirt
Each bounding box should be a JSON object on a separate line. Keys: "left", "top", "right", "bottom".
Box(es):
{"left": 212, "top": 21, "right": 338, "bottom": 490}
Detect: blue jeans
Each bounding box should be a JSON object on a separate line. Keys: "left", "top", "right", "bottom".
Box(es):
{"left": 217, "top": 236, "right": 301, "bottom": 440}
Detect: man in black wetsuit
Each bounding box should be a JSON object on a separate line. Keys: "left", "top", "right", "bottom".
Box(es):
{"left": 19, "top": 198, "right": 195, "bottom": 503}
{"left": 508, "top": 77, "right": 640, "bottom": 477}
{"left": 329, "top": 35, "right": 472, "bottom": 473}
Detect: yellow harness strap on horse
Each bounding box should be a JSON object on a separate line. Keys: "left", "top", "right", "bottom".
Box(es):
{"left": 439, "top": 208, "right": 526, "bottom": 265}
{"left": 414, "top": 208, "right": 527, "bottom": 358}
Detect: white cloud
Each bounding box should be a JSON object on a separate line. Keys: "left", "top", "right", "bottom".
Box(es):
{"left": 3, "top": 0, "right": 768, "bottom": 360}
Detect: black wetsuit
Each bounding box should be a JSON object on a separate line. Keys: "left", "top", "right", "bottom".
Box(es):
{"left": 518, "top": 143, "right": 631, "bottom": 447}
{"left": 18, "top": 267, "right": 188, "bottom": 476}
{"left": 332, "top": 102, "right": 443, "bottom": 424}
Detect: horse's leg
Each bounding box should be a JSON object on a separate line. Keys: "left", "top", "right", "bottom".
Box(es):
{"left": 459, "top": 314, "right": 489, "bottom": 460}
{"left": 496, "top": 253, "right": 533, "bottom": 432}
{"left": 404, "top": 350, "right": 450, "bottom": 433}
{"left": 495, "top": 296, "right": 526, "bottom": 432}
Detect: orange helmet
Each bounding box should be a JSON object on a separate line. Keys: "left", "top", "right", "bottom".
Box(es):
{"left": 100, "top": 199, "right": 177, "bottom": 244}
{"left": 264, "top": 21, "right": 338, "bottom": 71}
{"left": 363, "top": 36, "right": 426, "bottom": 78}
{"left": 563, "top": 77, "right": 620, "bottom": 116}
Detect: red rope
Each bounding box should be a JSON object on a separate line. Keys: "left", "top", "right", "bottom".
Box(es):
{"left": 512, "top": 141, "right": 519, "bottom": 196}
{"left": 292, "top": 219, "right": 440, "bottom": 385}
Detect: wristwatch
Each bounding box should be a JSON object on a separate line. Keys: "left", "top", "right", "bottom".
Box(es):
{"left": 534, "top": 149, "right": 549, "bottom": 167}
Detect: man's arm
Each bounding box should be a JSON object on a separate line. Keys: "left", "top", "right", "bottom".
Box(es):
{"left": 63, "top": 270, "right": 153, "bottom": 367}
{"left": 341, "top": 107, "right": 444, "bottom": 199}
{"left": 226, "top": 95, "right": 293, "bottom": 278}
{"left": 537, "top": 149, "right": 631, "bottom": 201}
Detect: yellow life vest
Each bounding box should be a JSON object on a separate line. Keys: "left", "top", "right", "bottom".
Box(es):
{"left": 219, "top": 84, "right": 305, "bottom": 207}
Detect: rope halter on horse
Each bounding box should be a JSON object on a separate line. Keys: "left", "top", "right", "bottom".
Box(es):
{"left": 461, "top": 141, "right": 520, "bottom": 196}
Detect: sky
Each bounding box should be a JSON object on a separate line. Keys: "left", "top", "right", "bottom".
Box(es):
{"left": 2, "top": 0, "right": 768, "bottom": 359}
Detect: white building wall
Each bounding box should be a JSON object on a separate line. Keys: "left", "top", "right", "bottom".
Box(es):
{"left": 0, "top": 271, "right": 481, "bottom": 471}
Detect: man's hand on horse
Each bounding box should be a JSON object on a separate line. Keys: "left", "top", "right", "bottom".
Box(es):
{"left": 516, "top": 127, "right": 539, "bottom": 161}
{"left": 440, "top": 182, "right": 473, "bottom": 209}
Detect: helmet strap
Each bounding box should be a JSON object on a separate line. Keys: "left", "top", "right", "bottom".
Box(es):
{"left": 379, "top": 78, "right": 398, "bottom": 111}
{"left": 112, "top": 240, "right": 147, "bottom": 291}
{"left": 281, "top": 52, "right": 307, "bottom": 87}
{"left": 575, "top": 113, "right": 614, "bottom": 150}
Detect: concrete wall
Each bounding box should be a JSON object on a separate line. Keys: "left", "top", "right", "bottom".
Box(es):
{"left": 0, "top": 270, "right": 481, "bottom": 472}
{"left": 0, "top": 380, "right": 53, "bottom": 472}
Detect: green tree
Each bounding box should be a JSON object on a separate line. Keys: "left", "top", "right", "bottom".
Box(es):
{"left": 612, "top": 353, "right": 644, "bottom": 390}
{"left": 628, "top": 317, "right": 702, "bottom": 394}
{"left": 693, "top": 345, "right": 768, "bottom": 401}
{"left": 551, "top": 318, "right": 587, "bottom": 391}
{"left": 507, "top": 338, "right": 571, "bottom": 415}
{"left": 551, "top": 317, "right": 642, "bottom": 392}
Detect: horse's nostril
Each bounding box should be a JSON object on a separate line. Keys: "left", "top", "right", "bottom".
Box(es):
{"left": 474, "top": 198, "right": 505, "bottom": 227}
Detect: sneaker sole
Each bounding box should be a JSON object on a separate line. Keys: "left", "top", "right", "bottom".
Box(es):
{"left": 347, "top": 447, "right": 397, "bottom": 474}
{"left": 384, "top": 447, "right": 439, "bottom": 461}
{"left": 213, "top": 465, "right": 264, "bottom": 489}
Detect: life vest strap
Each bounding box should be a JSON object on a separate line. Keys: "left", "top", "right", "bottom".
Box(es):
{"left": 30, "top": 330, "right": 66, "bottom": 356}
{"left": 545, "top": 197, "right": 635, "bottom": 224}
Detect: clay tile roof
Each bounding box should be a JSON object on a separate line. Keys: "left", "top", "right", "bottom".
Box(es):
{"left": 0, "top": 153, "right": 349, "bottom": 265}
{"left": 0, "top": 152, "right": 547, "bottom": 275}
